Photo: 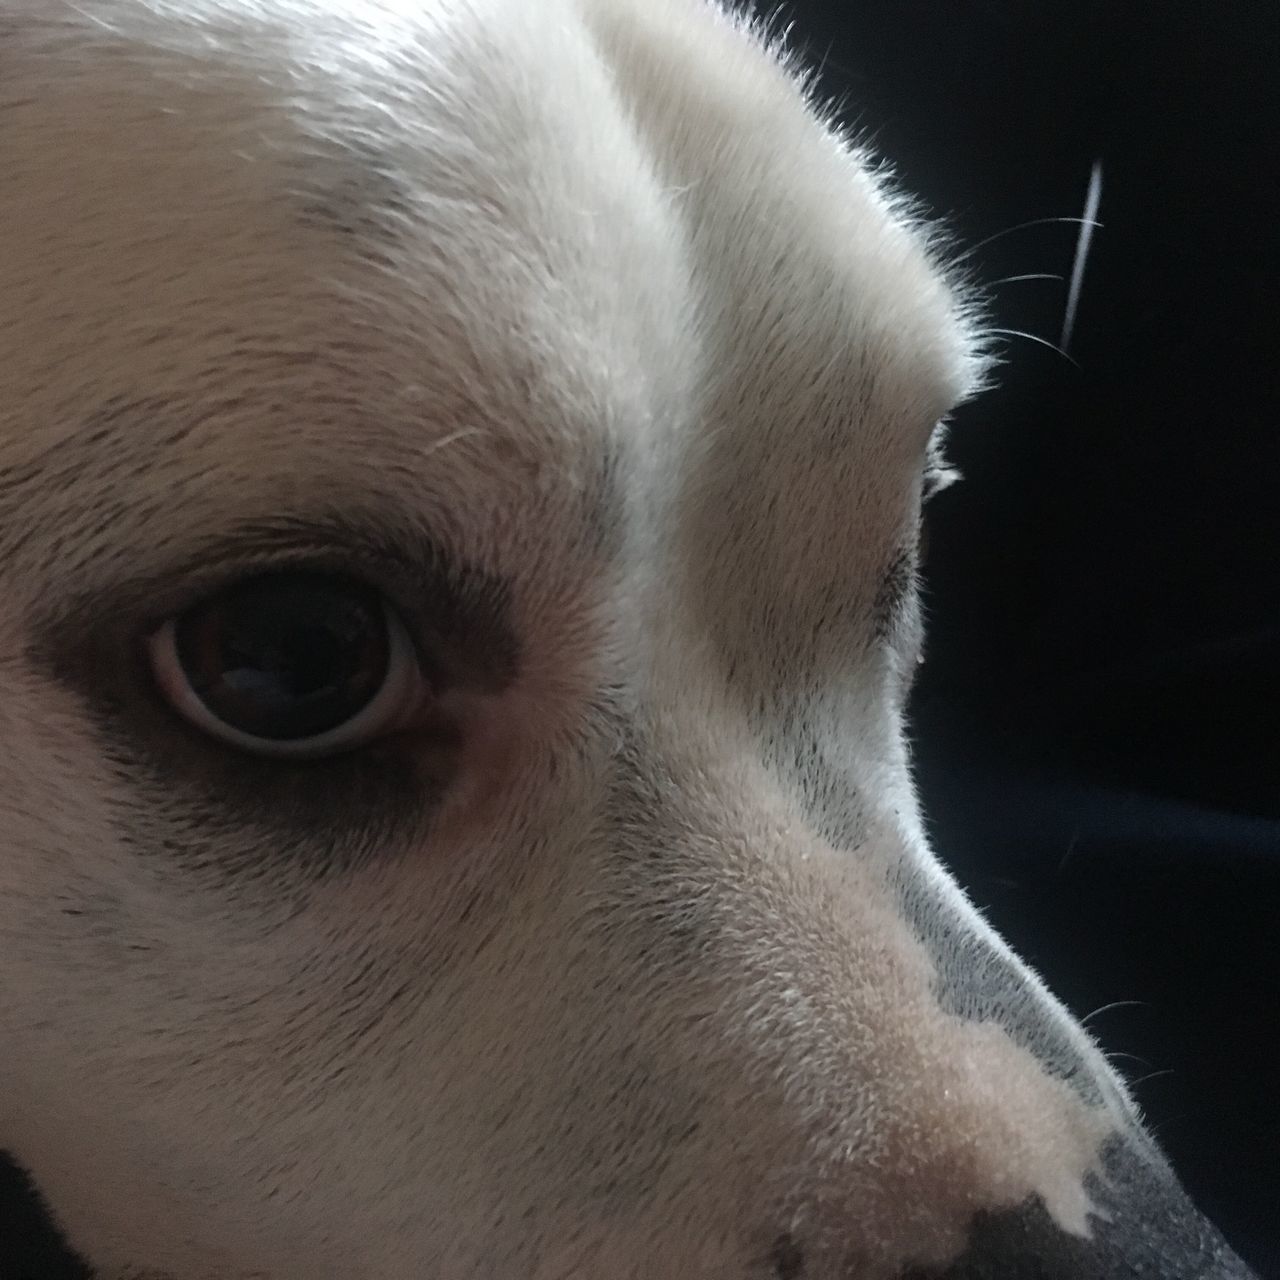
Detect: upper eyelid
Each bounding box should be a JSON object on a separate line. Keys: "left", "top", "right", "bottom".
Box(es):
{"left": 31, "top": 516, "right": 520, "bottom": 694}
{"left": 97, "top": 518, "right": 462, "bottom": 624}
{"left": 130, "top": 538, "right": 437, "bottom": 636}
{"left": 920, "top": 463, "right": 950, "bottom": 503}
{"left": 921, "top": 420, "right": 960, "bottom": 502}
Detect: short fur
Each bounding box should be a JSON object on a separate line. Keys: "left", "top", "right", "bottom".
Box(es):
{"left": 0, "top": 1, "right": 1256, "bottom": 1276}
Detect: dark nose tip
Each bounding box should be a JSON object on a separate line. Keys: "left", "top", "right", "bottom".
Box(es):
{"left": 903, "top": 1139, "right": 1258, "bottom": 1279}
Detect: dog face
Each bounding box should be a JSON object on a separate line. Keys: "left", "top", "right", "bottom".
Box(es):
{"left": 0, "top": 1, "right": 1257, "bottom": 1277}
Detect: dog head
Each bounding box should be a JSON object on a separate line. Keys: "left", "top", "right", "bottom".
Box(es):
{"left": 0, "top": 1, "right": 1257, "bottom": 1276}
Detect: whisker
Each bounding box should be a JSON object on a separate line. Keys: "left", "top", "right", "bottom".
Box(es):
{"left": 1147, "top": 1114, "right": 1186, "bottom": 1141}
{"left": 1082, "top": 999, "right": 1149, "bottom": 1026}
{"left": 1107, "top": 1051, "right": 1155, "bottom": 1071}
{"left": 1129, "top": 1069, "right": 1177, "bottom": 1089}
{"left": 986, "top": 326, "right": 1081, "bottom": 368}
{"left": 1055, "top": 829, "right": 1083, "bottom": 878}
{"left": 1061, "top": 159, "right": 1105, "bottom": 351}
{"left": 990, "top": 272, "right": 1064, "bottom": 286}
{"left": 955, "top": 215, "right": 1104, "bottom": 265}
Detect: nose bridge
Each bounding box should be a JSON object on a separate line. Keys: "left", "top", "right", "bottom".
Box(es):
{"left": 595, "top": 732, "right": 1262, "bottom": 1277}
{"left": 624, "top": 681, "right": 1128, "bottom": 1111}
{"left": 891, "top": 848, "right": 1131, "bottom": 1111}
{"left": 603, "top": 722, "right": 1129, "bottom": 1253}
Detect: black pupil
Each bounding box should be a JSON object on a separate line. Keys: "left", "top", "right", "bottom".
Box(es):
{"left": 175, "top": 573, "right": 391, "bottom": 742}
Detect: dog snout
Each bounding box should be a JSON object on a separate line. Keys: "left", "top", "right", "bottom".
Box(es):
{"left": 750, "top": 1145, "right": 1258, "bottom": 1280}
{"left": 897, "top": 1138, "right": 1258, "bottom": 1280}
{"left": 595, "top": 735, "right": 1258, "bottom": 1279}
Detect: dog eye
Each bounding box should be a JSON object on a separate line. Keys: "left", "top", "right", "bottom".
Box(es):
{"left": 148, "top": 572, "right": 427, "bottom": 758}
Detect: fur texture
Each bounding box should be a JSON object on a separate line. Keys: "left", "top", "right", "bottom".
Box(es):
{"left": 0, "top": 1, "right": 1256, "bottom": 1276}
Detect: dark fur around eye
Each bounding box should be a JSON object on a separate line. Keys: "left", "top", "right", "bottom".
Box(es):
{"left": 26, "top": 520, "right": 519, "bottom": 880}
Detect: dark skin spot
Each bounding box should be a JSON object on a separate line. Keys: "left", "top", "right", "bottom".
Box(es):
{"left": 900, "top": 1137, "right": 1257, "bottom": 1279}
{"left": 290, "top": 140, "right": 419, "bottom": 253}
{"left": 771, "top": 1231, "right": 807, "bottom": 1279}
{"left": 872, "top": 546, "right": 916, "bottom": 641}
{"left": 582, "top": 439, "right": 627, "bottom": 557}
{"left": 889, "top": 855, "right": 1107, "bottom": 1107}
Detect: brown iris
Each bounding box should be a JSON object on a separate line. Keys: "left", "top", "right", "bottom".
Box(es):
{"left": 172, "top": 572, "right": 391, "bottom": 742}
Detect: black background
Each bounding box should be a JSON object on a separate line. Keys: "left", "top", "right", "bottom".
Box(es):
{"left": 778, "top": 0, "right": 1278, "bottom": 1273}
{"left": 3, "top": 1, "right": 1277, "bottom": 1276}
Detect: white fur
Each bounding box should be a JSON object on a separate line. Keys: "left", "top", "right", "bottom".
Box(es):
{"left": 0, "top": 2, "right": 1204, "bottom": 1278}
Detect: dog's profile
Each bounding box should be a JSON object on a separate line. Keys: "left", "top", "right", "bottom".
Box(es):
{"left": 0, "top": 1, "right": 1258, "bottom": 1276}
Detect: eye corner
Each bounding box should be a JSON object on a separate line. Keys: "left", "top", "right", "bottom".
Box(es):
{"left": 921, "top": 459, "right": 961, "bottom": 504}
{"left": 921, "top": 419, "right": 962, "bottom": 503}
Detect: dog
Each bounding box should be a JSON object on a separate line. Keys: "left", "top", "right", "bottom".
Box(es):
{"left": 0, "top": 1, "right": 1260, "bottom": 1276}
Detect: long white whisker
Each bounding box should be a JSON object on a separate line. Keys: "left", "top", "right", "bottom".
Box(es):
{"left": 1107, "top": 1051, "right": 1155, "bottom": 1070}
{"left": 1129, "top": 1069, "right": 1177, "bottom": 1089}
{"left": 1082, "top": 999, "right": 1148, "bottom": 1027}
{"left": 987, "top": 326, "right": 1081, "bottom": 368}
{"left": 955, "top": 215, "right": 1104, "bottom": 265}
{"left": 991, "top": 272, "right": 1065, "bottom": 286}
{"left": 1061, "top": 160, "right": 1104, "bottom": 352}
